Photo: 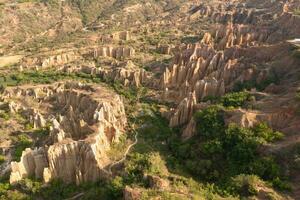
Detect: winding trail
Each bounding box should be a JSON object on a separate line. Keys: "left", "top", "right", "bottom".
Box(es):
{"left": 107, "top": 126, "right": 139, "bottom": 175}
{"left": 101, "top": 120, "right": 139, "bottom": 176}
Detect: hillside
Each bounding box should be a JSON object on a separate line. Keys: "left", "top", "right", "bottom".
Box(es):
{"left": 0, "top": 0, "right": 300, "bottom": 199}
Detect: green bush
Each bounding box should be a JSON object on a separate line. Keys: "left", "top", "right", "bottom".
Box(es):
{"left": 0, "top": 154, "right": 5, "bottom": 165}
{"left": 125, "top": 152, "right": 168, "bottom": 184}
{"left": 0, "top": 111, "right": 10, "bottom": 121}
{"left": 194, "top": 105, "right": 225, "bottom": 139}
{"left": 252, "top": 123, "right": 283, "bottom": 143}
{"left": 0, "top": 183, "right": 10, "bottom": 195}
{"left": 231, "top": 174, "right": 260, "bottom": 197}
{"left": 107, "top": 176, "right": 125, "bottom": 199}
{"left": 271, "top": 177, "right": 291, "bottom": 191}
{"left": 220, "top": 92, "right": 251, "bottom": 108}
{"left": 293, "top": 8, "right": 300, "bottom": 16}
{"left": 13, "top": 134, "right": 32, "bottom": 161}
{"left": 170, "top": 106, "right": 286, "bottom": 194}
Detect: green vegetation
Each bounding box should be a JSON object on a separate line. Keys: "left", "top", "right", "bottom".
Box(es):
{"left": 293, "top": 8, "right": 300, "bottom": 16}
{"left": 181, "top": 35, "right": 202, "bottom": 44}
{"left": 231, "top": 174, "right": 261, "bottom": 197}
{"left": 0, "top": 178, "right": 122, "bottom": 200}
{"left": 0, "top": 70, "right": 103, "bottom": 88}
{"left": 0, "top": 111, "right": 10, "bottom": 121}
{"left": 169, "top": 105, "right": 286, "bottom": 197}
{"left": 203, "top": 92, "right": 253, "bottom": 108}
{"left": 0, "top": 154, "right": 5, "bottom": 165}
{"left": 293, "top": 49, "right": 300, "bottom": 59}
{"left": 112, "top": 82, "right": 147, "bottom": 103}
{"left": 124, "top": 152, "right": 168, "bottom": 185}
{"left": 13, "top": 134, "right": 33, "bottom": 161}
{"left": 221, "top": 92, "right": 252, "bottom": 108}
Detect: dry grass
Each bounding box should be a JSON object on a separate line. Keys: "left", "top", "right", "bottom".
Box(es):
{"left": 0, "top": 55, "right": 23, "bottom": 68}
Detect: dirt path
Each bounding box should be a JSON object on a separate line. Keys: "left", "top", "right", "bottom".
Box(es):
{"left": 101, "top": 119, "right": 139, "bottom": 176}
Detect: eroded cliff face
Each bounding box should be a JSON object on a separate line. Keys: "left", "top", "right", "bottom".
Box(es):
{"left": 19, "top": 45, "right": 147, "bottom": 87}
{"left": 160, "top": 0, "right": 300, "bottom": 138}
{"left": 5, "top": 82, "right": 127, "bottom": 184}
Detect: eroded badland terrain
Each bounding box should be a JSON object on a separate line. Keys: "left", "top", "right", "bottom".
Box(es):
{"left": 0, "top": 0, "right": 300, "bottom": 199}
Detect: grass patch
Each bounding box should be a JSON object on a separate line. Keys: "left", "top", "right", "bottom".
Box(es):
{"left": 13, "top": 134, "right": 32, "bottom": 161}
{"left": 293, "top": 8, "right": 300, "bottom": 16}
{"left": 0, "top": 154, "right": 5, "bottom": 165}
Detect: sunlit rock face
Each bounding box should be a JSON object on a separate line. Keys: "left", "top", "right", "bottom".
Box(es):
{"left": 8, "top": 82, "right": 127, "bottom": 184}
{"left": 161, "top": 0, "right": 300, "bottom": 137}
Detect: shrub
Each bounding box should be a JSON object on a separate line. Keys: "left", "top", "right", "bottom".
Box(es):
{"left": 271, "top": 177, "right": 291, "bottom": 191}
{"left": 194, "top": 105, "right": 225, "bottom": 139}
{"left": 107, "top": 176, "right": 124, "bottom": 199}
{"left": 293, "top": 8, "right": 300, "bottom": 16}
{"left": 13, "top": 134, "right": 32, "bottom": 161}
{"left": 251, "top": 123, "right": 283, "bottom": 143}
{"left": 18, "top": 179, "right": 42, "bottom": 194}
{"left": 0, "top": 183, "right": 10, "bottom": 195}
{"left": 220, "top": 92, "right": 251, "bottom": 108}
{"left": 231, "top": 174, "right": 260, "bottom": 196}
{"left": 248, "top": 157, "right": 281, "bottom": 180}
{"left": 125, "top": 152, "right": 168, "bottom": 184}
{"left": 172, "top": 105, "right": 286, "bottom": 190}
{"left": 0, "top": 111, "right": 10, "bottom": 120}
{"left": 0, "top": 154, "right": 5, "bottom": 165}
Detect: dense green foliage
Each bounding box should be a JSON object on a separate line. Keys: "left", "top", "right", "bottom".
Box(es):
{"left": 203, "top": 92, "right": 252, "bottom": 108}
{"left": 169, "top": 106, "right": 286, "bottom": 196}
{"left": 220, "top": 92, "right": 252, "bottom": 108}
{"left": 231, "top": 174, "right": 261, "bottom": 197}
{"left": 13, "top": 134, "right": 33, "bottom": 161}
{"left": 0, "top": 178, "right": 126, "bottom": 200}
{"left": 124, "top": 152, "right": 168, "bottom": 185}
{"left": 0, "top": 154, "right": 5, "bottom": 165}
{"left": 0, "top": 71, "right": 103, "bottom": 89}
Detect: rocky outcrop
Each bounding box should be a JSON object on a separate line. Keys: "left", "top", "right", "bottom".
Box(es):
{"left": 124, "top": 186, "right": 142, "bottom": 200}
{"left": 21, "top": 45, "right": 136, "bottom": 70}
{"left": 147, "top": 175, "right": 170, "bottom": 190}
{"left": 112, "top": 31, "right": 131, "bottom": 41}
{"left": 225, "top": 107, "right": 300, "bottom": 134}
{"left": 182, "top": 118, "right": 197, "bottom": 140}
{"left": 96, "top": 61, "right": 147, "bottom": 87}
{"left": 22, "top": 51, "right": 80, "bottom": 69}
{"left": 189, "top": 2, "right": 256, "bottom": 24}
{"left": 92, "top": 46, "right": 135, "bottom": 60}
{"left": 8, "top": 82, "right": 127, "bottom": 184}
{"left": 169, "top": 92, "right": 196, "bottom": 127}
{"left": 10, "top": 148, "right": 48, "bottom": 183}
{"left": 160, "top": 0, "right": 300, "bottom": 136}
{"left": 100, "top": 31, "right": 132, "bottom": 43}
{"left": 160, "top": 43, "right": 228, "bottom": 103}
{"left": 61, "top": 61, "right": 147, "bottom": 87}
